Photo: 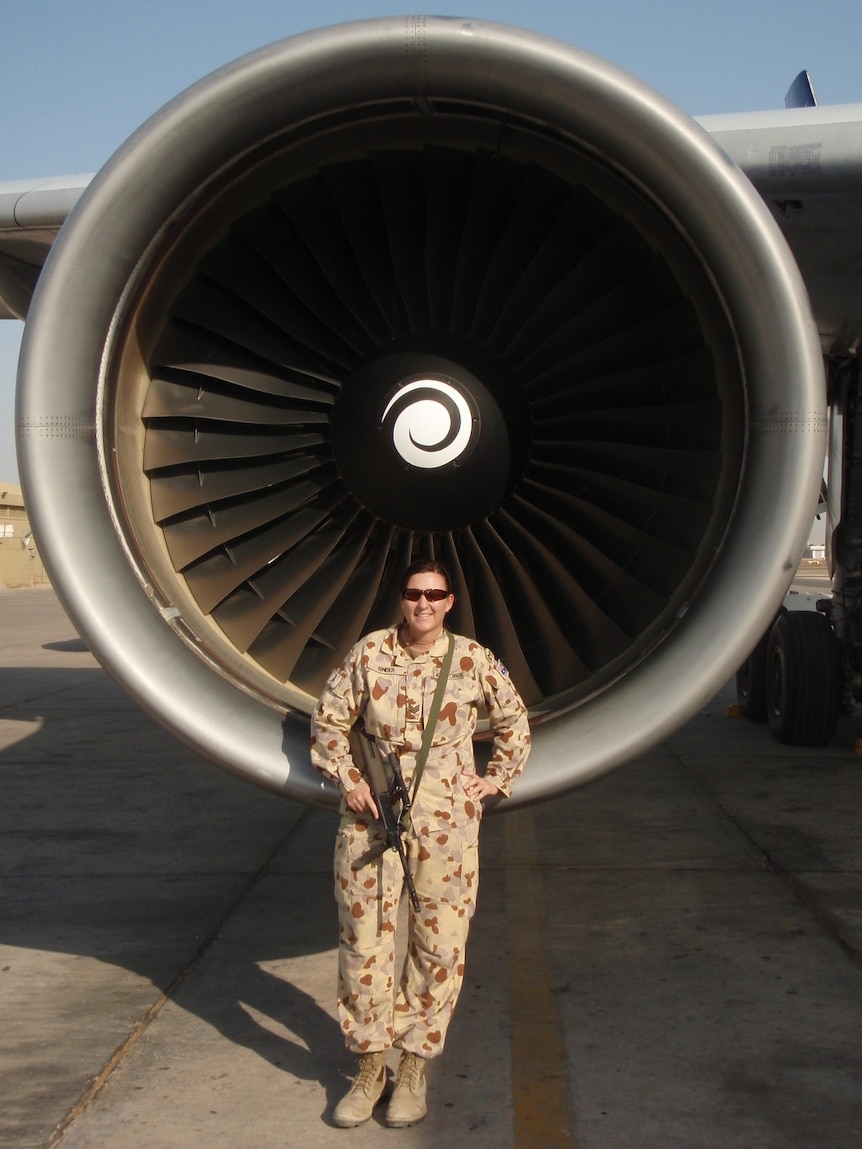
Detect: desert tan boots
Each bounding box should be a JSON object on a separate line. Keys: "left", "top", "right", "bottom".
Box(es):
{"left": 385, "top": 1051, "right": 428, "bottom": 1127}
{"left": 332, "top": 1051, "right": 388, "bottom": 1128}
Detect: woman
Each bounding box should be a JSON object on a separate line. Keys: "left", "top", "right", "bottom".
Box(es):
{"left": 310, "top": 559, "right": 530, "bottom": 1128}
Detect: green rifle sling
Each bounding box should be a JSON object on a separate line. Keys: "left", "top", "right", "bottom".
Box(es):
{"left": 399, "top": 631, "right": 455, "bottom": 833}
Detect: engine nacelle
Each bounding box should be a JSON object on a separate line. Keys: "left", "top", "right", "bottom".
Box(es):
{"left": 16, "top": 17, "right": 825, "bottom": 807}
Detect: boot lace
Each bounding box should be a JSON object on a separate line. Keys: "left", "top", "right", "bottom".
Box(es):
{"left": 396, "top": 1052, "right": 424, "bottom": 1091}
{"left": 355, "top": 1053, "right": 383, "bottom": 1091}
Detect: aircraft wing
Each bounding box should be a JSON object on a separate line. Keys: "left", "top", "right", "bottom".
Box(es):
{"left": 0, "top": 175, "right": 90, "bottom": 319}
{"left": 699, "top": 103, "right": 862, "bottom": 357}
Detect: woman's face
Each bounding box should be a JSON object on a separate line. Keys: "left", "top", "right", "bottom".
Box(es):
{"left": 401, "top": 571, "right": 454, "bottom": 645}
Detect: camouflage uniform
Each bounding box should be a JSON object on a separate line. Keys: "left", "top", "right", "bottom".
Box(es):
{"left": 310, "top": 625, "right": 530, "bottom": 1058}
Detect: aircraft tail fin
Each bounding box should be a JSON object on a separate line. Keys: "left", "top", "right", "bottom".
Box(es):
{"left": 785, "top": 70, "right": 818, "bottom": 108}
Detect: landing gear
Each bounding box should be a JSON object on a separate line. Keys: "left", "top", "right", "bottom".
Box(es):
{"left": 737, "top": 610, "right": 841, "bottom": 744}
{"left": 736, "top": 629, "right": 771, "bottom": 722}
{"left": 736, "top": 607, "right": 787, "bottom": 722}
{"left": 765, "top": 612, "right": 841, "bottom": 745}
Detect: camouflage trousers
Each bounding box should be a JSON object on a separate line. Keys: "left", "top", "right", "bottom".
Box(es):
{"left": 333, "top": 813, "right": 480, "bottom": 1059}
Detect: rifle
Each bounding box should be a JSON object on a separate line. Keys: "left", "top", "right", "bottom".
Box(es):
{"left": 348, "top": 727, "right": 421, "bottom": 912}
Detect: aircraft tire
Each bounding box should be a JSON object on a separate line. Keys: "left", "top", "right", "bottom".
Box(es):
{"left": 766, "top": 611, "right": 840, "bottom": 745}
{"left": 736, "top": 608, "right": 787, "bottom": 722}
{"left": 736, "top": 633, "right": 769, "bottom": 722}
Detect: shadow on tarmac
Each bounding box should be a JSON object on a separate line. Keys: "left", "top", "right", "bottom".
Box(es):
{"left": 0, "top": 643, "right": 353, "bottom": 1144}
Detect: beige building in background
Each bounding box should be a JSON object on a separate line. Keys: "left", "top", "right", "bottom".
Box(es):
{"left": 0, "top": 482, "right": 47, "bottom": 588}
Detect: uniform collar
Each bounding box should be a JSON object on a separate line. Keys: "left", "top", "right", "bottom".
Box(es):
{"left": 387, "top": 624, "right": 450, "bottom": 660}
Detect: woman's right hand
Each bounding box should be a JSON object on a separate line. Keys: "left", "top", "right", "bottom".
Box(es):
{"left": 345, "top": 779, "right": 379, "bottom": 818}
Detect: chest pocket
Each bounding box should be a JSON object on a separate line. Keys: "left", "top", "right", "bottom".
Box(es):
{"left": 422, "top": 668, "right": 479, "bottom": 731}
{"left": 363, "top": 669, "right": 406, "bottom": 739}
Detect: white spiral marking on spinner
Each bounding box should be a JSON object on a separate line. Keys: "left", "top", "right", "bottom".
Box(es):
{"left": 382, "top": 379, "right": 475, "bottom": 469}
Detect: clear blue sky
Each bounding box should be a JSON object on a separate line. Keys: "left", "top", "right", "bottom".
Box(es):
{"left": 2, "top": 0, "right": 860, "bottom": 486}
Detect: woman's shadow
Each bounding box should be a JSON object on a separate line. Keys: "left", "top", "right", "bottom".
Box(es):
{"left": 0, "top": 659, "right": 360, "bottom": 1128}
{"left": 166, "top": 861, "right": 359, "bottom": 1124}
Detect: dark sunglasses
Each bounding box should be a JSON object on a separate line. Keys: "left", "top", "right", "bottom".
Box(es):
{"left": 401, "top": 588, "right": 450, "bottom": 602}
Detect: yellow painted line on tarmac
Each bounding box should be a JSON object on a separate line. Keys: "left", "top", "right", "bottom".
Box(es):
{"left": 506, "top": 810, "right": 581, "bottom": 1148}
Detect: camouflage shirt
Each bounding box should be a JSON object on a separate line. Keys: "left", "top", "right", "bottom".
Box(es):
{"left": 310, "top": 626, "right": 530, "bottom": 818}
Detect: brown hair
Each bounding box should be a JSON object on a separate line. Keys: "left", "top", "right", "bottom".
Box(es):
{"left": 401, "top": 559, "right": 452, "bottom": 594}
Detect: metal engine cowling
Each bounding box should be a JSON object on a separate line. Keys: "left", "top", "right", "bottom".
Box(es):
{"left": 16, "top": 17, "right": 825, "bottom": 806}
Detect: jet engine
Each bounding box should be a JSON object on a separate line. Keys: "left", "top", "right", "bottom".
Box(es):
{"left": 16, "top": 17, "right": 825, "bottom": 807}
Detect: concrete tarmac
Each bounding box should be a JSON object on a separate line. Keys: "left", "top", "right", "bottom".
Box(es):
{"left": 1, "top": 586, "right": 861, "bottom": 1148}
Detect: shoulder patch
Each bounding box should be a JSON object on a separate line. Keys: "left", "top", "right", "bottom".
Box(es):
{"left": 496, "top": 659, "right": 510, "bottom": 677}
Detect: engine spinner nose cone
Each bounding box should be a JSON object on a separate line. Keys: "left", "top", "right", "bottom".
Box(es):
{"left": 332, "top": 352, "right": 512, "bottom": 530}
{"left": 383, "top": 378, "right": 476, "bottom": 469}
